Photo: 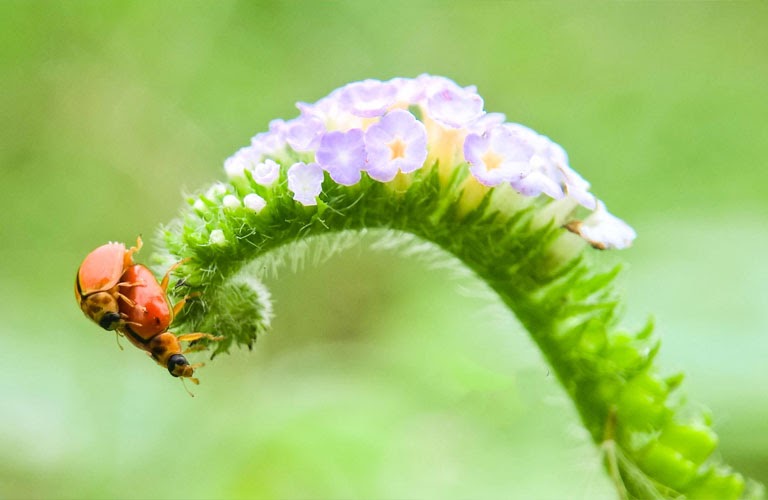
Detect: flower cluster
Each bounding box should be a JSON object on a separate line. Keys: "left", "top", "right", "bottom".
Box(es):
{"left": 222, "top": 75, "right": 636, "bottom": 250}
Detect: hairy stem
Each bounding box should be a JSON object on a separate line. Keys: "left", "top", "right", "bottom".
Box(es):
{"left": 157, "top": 163, "right": 762, "bottom": 499}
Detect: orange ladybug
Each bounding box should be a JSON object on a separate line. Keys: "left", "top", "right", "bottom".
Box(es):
{"left": 118, "top": 263, "right": 220, "bottom": 383}
{"left": 75, "top": 237, "right": 143, "bottom": 331}
{"left": 76, "top": 238, "right": 220, "bottom": 386}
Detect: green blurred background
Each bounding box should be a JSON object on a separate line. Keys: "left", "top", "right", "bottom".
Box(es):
{"left": 1, "top": 1, "right": 766, "bottom": 498}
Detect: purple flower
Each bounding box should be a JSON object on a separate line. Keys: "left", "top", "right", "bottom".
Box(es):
{"left": 251, "top": 120, "right": 287, "bottom": 157}
{"left": 338, "top": 79, "right": 397, "bottom": 118}
{"left": 566, "top": 201, "right": 636, "bottom": 250}
{"left": 220, "top": 76, "right": 630, "bottom": 245}
{"left": 511, "top": 170, "right": 565, "bottom": 199}
{"left": 418, "top": 74, "right": 477, "bottom": 97}
{"left": 296, "top": 92, "right": 341, "bottom": 123}
{"left": 364, "top": 110, "right": 428, "bottom": 182}
{"left": 315, "top": 129, "right": 366, "bottom": 186}
{"left": 389, "top": 77, "right": 427, "bottom": 105}
{"left": 467, "top": 112, "right": 507, "bottom": 135}
{"left": 284, "top": 115, "right": 325, "bottom": 152}
{"left": 503, "top": 125, "right": 566, "bottom": 199}
{"left": 425, "top": 81, "right": 484, "bottom": 129}
{"left": 512, "top": 126, "right": 597, "bottom": 208}
{"left": 287, "top": 162, "right": 324, "bottom": 206}
{"left": 464, "top": 125, "right": 534, "bottom": 186}
{"left": 224, "top": 147, "right": 257, "bottom": 178}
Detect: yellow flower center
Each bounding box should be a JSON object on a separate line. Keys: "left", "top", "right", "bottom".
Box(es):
{"left": 389, "top": 138, "right": 407, "bottom": 160}
{"left": 482, "top": 150, "right": 503, "bottom": 171}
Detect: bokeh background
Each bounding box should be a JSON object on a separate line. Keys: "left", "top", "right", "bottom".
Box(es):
{"left": 1, "top": 2, "right": 766, "bottom": 498}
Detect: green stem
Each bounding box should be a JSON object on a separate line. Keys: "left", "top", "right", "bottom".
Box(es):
{"left": 157, "top": 163, "right": 762, "bottom": 499}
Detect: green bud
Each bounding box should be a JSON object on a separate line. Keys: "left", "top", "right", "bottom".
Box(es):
{"left": 659, "top": 420, "right": 718, "bottom": 466}
{"left": 577, "top": 326, "right": 606, "bottom": 354}
{"left": 685, "top": 468, "right": 745, "bottom": 500}
{"left": 637, "top": 441, "right": 697, "bottom": 491}
{"left": 606, "top": 340, "right": 641, "bottom": 369}
{"left": 617, "top": 372, "right": 669, "bottom": 428}
{"left": 198, "top": 274, "right": 273, "bottom": 357}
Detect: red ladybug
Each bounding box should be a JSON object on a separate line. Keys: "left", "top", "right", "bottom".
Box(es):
{"left": 118, "top": 263, "right": 219, "bottom": 383}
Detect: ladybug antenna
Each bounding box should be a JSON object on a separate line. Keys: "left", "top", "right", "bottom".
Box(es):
{"left": 114, "top": 331, "right": 124, "bottom": 351}
{"left": 180, "top": 377, "right": 198, "bottom": 398}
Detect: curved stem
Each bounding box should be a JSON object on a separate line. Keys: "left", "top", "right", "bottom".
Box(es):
{"left": 157, "top": 164, "right": 762, "bottom": 499}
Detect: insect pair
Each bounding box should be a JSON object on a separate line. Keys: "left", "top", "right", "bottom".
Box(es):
{"left": 75, "top": 237, "right": 219, "bottom": 386}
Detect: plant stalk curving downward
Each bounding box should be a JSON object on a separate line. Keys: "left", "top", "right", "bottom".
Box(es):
{"left": 154, "top": 76, "right": 763, "bottom": 499}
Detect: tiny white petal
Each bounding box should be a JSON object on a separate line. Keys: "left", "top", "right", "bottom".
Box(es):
{"left": 193, "top": 199, "right": 206, "bottom": 212}
{"left": 207, "top": 183, "right": 227, "bottom": 198}
{"left": 224, "top": 147, "right": 258, "bottom": 178}
{"left": 243, "top": 193, "right": 266, "bottom": 212}
{"left": 567, "top": 201, "right": 636, "bottom": 250}
{"left": 222, "top": 194, "right": 241, "bottom": 209}
{"left": 287, "top": 161, "right": 324, "bottom": 206}
{"left": 252, "top": 159, "right": 280, "bottom": 187}
{"left": 210, "top": 229, "right": 226, "bottom": 245}
{"left": 224, "top": 158, "right": 246, "bottom": 178}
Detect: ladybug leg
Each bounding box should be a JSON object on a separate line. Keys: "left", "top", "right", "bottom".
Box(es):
{"left": 177, "top": 332, "right": 224, "bottom": 343}
{"left": 170, "top": 292, "right": 201, "bottom": 318}
{"left": 115, "top": 291, "right": 147, "bottom": 313}
{"left": 182, "top": 343, "right": 211, "bottom": 354}
{"left": 116, "top": 279, "right": 146, "bottom": 310}
{"left": 160, "top": 258, "right": 191, "bottom": 292}
{"left": 124, "top": 236, "right": 143, "bottom": 267}
{"left": 177, "top": 332, "right": 224, "bottom": 353}
{"left": 118, "top": 313, "right": 144, "bottom": 329}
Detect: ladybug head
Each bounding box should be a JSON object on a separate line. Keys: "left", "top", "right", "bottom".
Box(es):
{"left": 98, "top": 311, "right": 122, "bottom": 330}
{"left": 167, "top": 354, "right": 194, "bottom": 378}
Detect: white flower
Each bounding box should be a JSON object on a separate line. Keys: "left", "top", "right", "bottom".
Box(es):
{"left": 287, "top": 162, "right": 324, "bottom": 206}
{"left": 424, "top": 77, "right": 484, "bottom": 129}
{"left": 252, "top": 159, "right": 280, "bottom": 187}
{"left": 243, "top": 193, "right": 266, "bottom": 212}
{"left": 285, "top": 116, "right": 325, "bottom": 152}
{"left": 224, "top": 147, "right": 257, "bottom": 179}
{"left": 566, "top": 201, "right": 636, "bottom": 250}
{"left": 222, "top": 195, "right": 241, "bottom": 210}
{"left": 206, "top": 183, "right": 228, "bottom": 198}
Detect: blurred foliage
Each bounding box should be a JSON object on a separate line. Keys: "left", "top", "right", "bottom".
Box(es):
{"left": 1, "top": 1, "right": 766, "bottom": 498}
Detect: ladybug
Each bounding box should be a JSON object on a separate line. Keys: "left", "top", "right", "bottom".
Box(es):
{"left": 118, "top": 263, "right": 220, "bottom": 383}
{"left": 75, "top": 237, "right": 143, "bottom": 331}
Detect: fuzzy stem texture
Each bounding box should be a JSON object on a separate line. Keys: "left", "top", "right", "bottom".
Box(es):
{"left": 157, "top": 161, "right": 763, "bottom": 500}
